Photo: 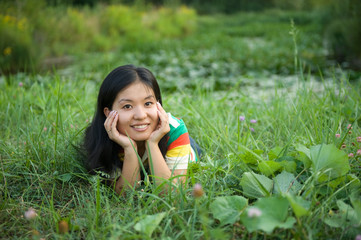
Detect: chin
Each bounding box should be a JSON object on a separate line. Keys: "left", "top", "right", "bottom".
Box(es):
{"left": 131, "top": 134, "right": 151, "bottom": 142}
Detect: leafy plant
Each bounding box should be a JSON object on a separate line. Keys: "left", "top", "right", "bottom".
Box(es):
{"left": 240, "top": 196, "right": 296, "bottom": 233}
{"left": 0, "top": 14, "right": 35, "bottom": 74}
{"left": 134, "top": 212, "right": 167, "bottom": 237}
{"left": 210, "top": 196, "right": 248, "bottom": 226}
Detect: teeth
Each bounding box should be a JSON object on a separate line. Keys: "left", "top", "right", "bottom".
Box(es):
{"left": 133, "top": 125, "right": 148, "bottom": 129}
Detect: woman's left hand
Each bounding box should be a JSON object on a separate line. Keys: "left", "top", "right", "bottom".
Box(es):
{"left": 148, "top": 102, "right": 170, "bottom": 144}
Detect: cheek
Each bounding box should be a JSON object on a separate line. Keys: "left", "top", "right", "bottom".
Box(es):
{"left": 149, "top": 108, "right": 159, "bottom": 122}
{"left": 116, "top": 113, "right": 128, "bottom": 132}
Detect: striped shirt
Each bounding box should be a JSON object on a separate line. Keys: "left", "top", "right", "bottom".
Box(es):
{"left": 165, "top": 113, "right": 197, "bottom": 170}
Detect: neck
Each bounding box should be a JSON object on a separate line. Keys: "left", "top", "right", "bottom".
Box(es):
{"left": 136, "top": 141, "right": 146, "bottom": 156}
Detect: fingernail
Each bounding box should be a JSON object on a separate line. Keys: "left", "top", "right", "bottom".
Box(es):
{"left": 157, "top": 102, "right": 161, "bottom": 106}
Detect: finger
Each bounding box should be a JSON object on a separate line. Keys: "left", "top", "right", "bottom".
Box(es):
{"left": 106, "top": 111, "right": 115, "bottom": 124}
{"left": 158, "top": 110, "right": 168, "bottom": 125}
{"left": 157, "top": 103, "right": 168, "bottom": 122}
{"left": 111, "top": 111, "right": 118, "bottom": 131}
{"left": 156, "top": 111, "right": 169, "bottom": 134}
{"left": 104, "top": 111, "right": 115, "bottom": 132}
{"left": 157, "top": 102, "right": 167, "bottom": 114}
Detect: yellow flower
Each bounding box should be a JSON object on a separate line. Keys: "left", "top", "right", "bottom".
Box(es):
{"left": 4, "top": 15, "right": 11, "bottom": 23}
{"left": 17, "top": 19, "right": 26, "bottom": 30}
{"left": 2, "top": 15, "right": 16, "bottom": 25}
{"left": 4, "top": 47, "right": 12, "bottom": 56}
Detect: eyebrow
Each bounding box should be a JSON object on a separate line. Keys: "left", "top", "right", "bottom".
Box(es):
{"left": 118, "top": 95, "right": 155, "bottom": 103}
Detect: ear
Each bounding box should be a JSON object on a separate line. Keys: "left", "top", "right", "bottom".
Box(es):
{"left": 104, "top": 107, "right": 111, "bottom": 117}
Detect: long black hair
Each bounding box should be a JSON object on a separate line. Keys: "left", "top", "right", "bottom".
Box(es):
{"left": 84, "top": 65, "right": 168, "bottom": 174}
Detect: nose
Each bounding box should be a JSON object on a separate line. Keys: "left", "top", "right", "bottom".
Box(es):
{"left": 133, "top": 106, "right": 147, "bottom": 120}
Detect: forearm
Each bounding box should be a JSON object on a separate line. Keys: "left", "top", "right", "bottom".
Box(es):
{"left": 115, "top": 148, "right": 141, "bottom": 194}
{"left": 146, "top": 142, "right": 172, "bottom": 183}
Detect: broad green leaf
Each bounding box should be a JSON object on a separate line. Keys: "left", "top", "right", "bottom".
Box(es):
{"left": 324, "top": 200, "right": 360, "bottom": 228}
{"left": 240, "top": 149, "right": 263, "bottom": 165}
{"left": 347, "top": 174, "right": 361, "bottom": 191}
{"left": 210, "top": 196, "right": 248, "bottom": 226}
{"left": 310, "top": 144, "right": 350, "bottom": 179}
{"left": 56, "top": 173, "right": 72, "bottom": 183}
{"left": 325, "top": 176, "right": 346, "bottom": 189}
{"left": 295, "top": 144, "right": 312, "bottom": 168}
{"left": 209, "top": 228, "right": 231, "bottom": 239}
{"left": 350, "top": 198, "right": 361, "bottom": 226}
{"left": 295, "top": 144, "right": 310, "bottom": 159}
{"left": 134, "top": 212, "right": 166, "bottom": 237}
{"left": 323, "top": 215, "right": 344, "bottom": 228}
{"left": 276, "top": 156, "right": 297, "bottom": 162}
{"left": 279, "top": 160, "right": 297, "bottom": 173}
{"left": 240, "top": 172, "right": 273, "bottom": 199}
{"left": 337, "top": 200, "right": 360, "bottom": 226}
{"left": 324, "top": 199, "right": 361, "bottom": 228}
{"left": 268, "top": 146, "right": 283, "bottom": 161}
{"left": 273, "top": 171, "right": 302, "bottom": 195}
{"left": 285, "top": 193, "right": 310, "bottom": 217}
{"left": 240, "top": 196, "right": 296, "bottom": 233}
{"left": 258, "top": 161, "right": 282, "bottom": 176}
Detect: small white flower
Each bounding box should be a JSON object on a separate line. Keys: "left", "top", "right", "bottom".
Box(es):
{"left": 247, "top": 207, "right": 262, "bottom": 218}
{"left": 24, "top": 208, "right": 38, "bottom": 220}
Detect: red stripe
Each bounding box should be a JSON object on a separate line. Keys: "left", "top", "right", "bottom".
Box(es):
{"left": 168, "top": 133, "right": 190, "bottom": 150}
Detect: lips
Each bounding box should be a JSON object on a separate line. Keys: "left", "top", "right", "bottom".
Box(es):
{"left": 131, "top": 123, "right": 150, "bottom": 131}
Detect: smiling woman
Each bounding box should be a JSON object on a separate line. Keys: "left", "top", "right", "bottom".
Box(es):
{"left": 104, "top": 82, "right": 160, "bottom": 143}
{"left": 83, "top": 65, "right": 200, "bottom": 194}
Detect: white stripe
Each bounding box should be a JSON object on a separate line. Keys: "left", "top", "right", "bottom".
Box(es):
{"left": 166, "top": 155, "right": 189, "bottom": 170}
{"left": 168, "top": 113, "right": 180, "bottom": 128}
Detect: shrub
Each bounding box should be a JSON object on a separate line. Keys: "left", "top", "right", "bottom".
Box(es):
{"left": 60, "top": 8, "right": 98, "bottom": 53}
{"left": 153, "top": 6, "right": 196, "bottom": 37}
{"left": 323, "top": 0, "right": 361, "bottom": 70}
{"left": 0, "top": 3, "right": 197, "bottom": 74}
{"left": 0, "top": 14, "right": 36, "bottom": 74}
{"left": 100, "top": 5, "right": 143, "bottom": 42}
{"left": 100, "top": 4, "right": 197, "bottom": 45}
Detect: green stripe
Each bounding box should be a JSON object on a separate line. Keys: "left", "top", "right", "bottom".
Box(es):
{"left": 167, "top": 116, "right": 188, "bottom": 148}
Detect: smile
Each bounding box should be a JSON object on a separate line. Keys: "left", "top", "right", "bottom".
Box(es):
{"left": 132, "top": 124, "right": 150, "bottom": 131}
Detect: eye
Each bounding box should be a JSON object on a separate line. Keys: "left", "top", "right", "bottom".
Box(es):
{"left": 145, "top": 102, "right": 153, "bottom": 107}
{"left": 122, "top": 104, "right": 132, "bottom": 109}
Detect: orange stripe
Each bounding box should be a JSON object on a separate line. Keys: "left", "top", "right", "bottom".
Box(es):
{"left": 168, "top": 132, "right": 190, "bottom": 150}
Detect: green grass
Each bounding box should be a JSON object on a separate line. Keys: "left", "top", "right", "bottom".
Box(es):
{"left": 1, "top": 10, "right": 361, "bottom": 240}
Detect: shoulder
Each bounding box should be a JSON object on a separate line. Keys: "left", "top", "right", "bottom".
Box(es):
{"left": 168, "top": 113, "right": 188, "bottom": 132}
{"left": 167, "top": 113, "right": 189, "bottom": 149}
{"left": 167, "top": 113, "right": 189, "bottom": 145}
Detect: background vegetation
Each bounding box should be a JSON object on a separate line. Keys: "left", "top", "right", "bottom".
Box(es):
{"left": 0, "top": 0, "right": 197, "bottom": 74}
{"left": 1, "top": 0, "right": 361, "bottom": 239}
{"left": 0, "top": 0, "right": 361, "bottom": 74}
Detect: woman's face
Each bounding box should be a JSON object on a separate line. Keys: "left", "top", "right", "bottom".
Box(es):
{"left": 108, "top": 81, "right": 159, "bottom": 142}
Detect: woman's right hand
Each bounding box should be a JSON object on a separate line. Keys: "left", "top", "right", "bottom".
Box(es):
{"left": 104, "top": 110, "right": 136, "bottom": 150}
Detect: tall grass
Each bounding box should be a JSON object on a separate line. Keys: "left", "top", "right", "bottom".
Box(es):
{"left": 1, "top": 9, "right": 361, "bottom": 240}
{"left": 1, "top": 62, "right": 360, "bottom": 238}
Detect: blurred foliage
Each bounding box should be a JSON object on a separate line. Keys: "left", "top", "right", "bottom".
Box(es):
{"left": 0, "top": 0, "right": 196, "bottom": 74}
{"left": 0, "top": 0, "right": 360, "bottom": 74}
{"left": 0, "top": 14, "right": 36, "bottom": 73}
{"left": 181, "top": 0, "right": 273, "bottom": 14}
{"left": 322, "top": 0, "right": 361, "bottom": 70}
{"left": 66, "top": 10, "right": 336, "bottom": 85}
